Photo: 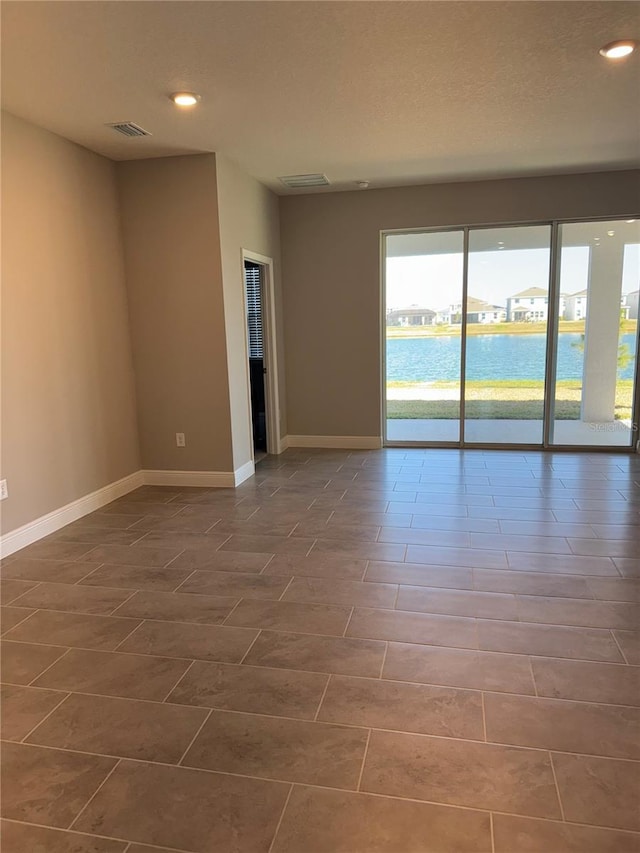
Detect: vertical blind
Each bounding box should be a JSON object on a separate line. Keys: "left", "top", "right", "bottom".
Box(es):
{"left": 244, "top": 264, "right": 264, "bottom": 359}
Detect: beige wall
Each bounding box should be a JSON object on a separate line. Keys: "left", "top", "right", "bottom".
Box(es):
{"left": 1, "top": 112, "right": 140, "bottom": 533}
{"left": 116, "top": 155, "right": 234, "bottom": 473}
{"left": 279, "top": 170, "right": 640, "bottom": 438}
{"left": 215, "top": 153, "right": 286, "bottom": 469}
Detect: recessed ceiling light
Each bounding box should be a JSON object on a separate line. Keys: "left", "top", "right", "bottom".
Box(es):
{"left": 626, "top": 219, "right": 637, "bottom": 223}
{"left": 170, "top": 92, "right": 200, "bottom": 107}
{"left": 599, "top": 40, "right": 636, "bottom": 59}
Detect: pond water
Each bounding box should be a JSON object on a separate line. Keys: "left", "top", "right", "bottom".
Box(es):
{"left": 386, "top": 332, "right": 637, "bottom": 383}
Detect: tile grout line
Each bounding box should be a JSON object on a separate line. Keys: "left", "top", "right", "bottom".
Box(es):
{"left": 342, "top": 606, "right": 355, "bottom": 637}
{"left": 480, "top": 692, "right": 488, "bottom": 742}
{"left": 161, "top": 659, "right": 198, "bottom": 703}
{"left": 170, "top": 568, "right": 200, "bottom": 594}
{"left": 19, "top": 691, "right": 72, "bottom": 743}
{"left": 277, "top": 576, "right": 296, "bottom": 602}
{"left": 26, "top": 646, "right": 73, "bottom": 687}
{"left": 0, "top": 817, "right": 194, "bottom": 853}
{"left": 112, "top": 619, "right": 148, "bottom": 652}
{"left": 176, "top": 707, "right": 214, "bottom": 765}
{"left": 5, "top": 636, "right": 640, "bottom": 706}
{"left": 0, "top": 606, "right": 40, "bottom": 635}
{"left": 162, "top": 547, "right": 189, "bottom": 570}
{"left": 267, "top": 783, "right": 295, "bottom": 853}
{"left": 2, "top": 583, "right": 42, "bottom": 607}
{"left": 211, "top": 533, "right": 234, "bottom": 553}
{"left": 355, "top": 728, "right": 372, "bottom": 792}
{"left": 10, "top": 716, "right": 640, "bottom": 771}
{"left": 129, "top": 529, "right": 155, "bottom": 546}
{"left": 220, "top": 598, "right": 244, "bottom": 626}
{"left": 610, "top": 630, "right": 630, "bottom": 664}
{"left": 16, "top": 566, "right": 638, "bottom": 602}
{"left": 107, "top": 588, "right": 144, "bottom": 617}
{"left": 528, "top": 657, "right": 539, "bottom": 697}
{"left": 313, "top": 674, "right": 332, "bottom": 722}
{"left": 238, "top": 629, "right": 263, "bottom": 665}
{"left": 68, "top": 758, "right": 123, "bottom": 831}
{"left": 2, "top": 587, "right": 40, "bottom": 610}
{"left": 287, "top": 521, "right": 300, "bottom": 539}
{"left": 73, "top": 563, "right": 109, "bottom": 585}
{"left": 6, "top": 570, "right": 636, "bottom": 612}
{"left": 259, "top": 553, "right": 278, "bottom": 576}
{"left": 378, "top": 642, "right": 389, "bottom": 679}
{"left": 548, "top": 752, "right": 567, "bottom": 822}
{"left": 6, "top": 600, "right": 635, "bottom": 665}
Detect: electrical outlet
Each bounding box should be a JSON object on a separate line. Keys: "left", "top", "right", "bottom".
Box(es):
{"left": 0, "top": 479, "right": 8, "bottom": 500}
{"left": 176, "top": 433, "right": 186, "bottom": 447}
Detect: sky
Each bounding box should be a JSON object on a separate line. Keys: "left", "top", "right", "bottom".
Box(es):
{"left": 386, "top": 243, "right": 640, "bottom": 312}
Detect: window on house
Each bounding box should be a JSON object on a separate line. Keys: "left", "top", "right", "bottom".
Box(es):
{"left": 244, "top": 263, "right": 263, "bottom": 359}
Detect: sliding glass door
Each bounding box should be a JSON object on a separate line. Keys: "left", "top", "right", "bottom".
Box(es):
{"left": 550, "top": 219, "right": 639, "bottom": 448}
{"left": 383, "top": 217, "right": 639, "bottom": 450}
{"left": 385, "top": 230, "right": 464, "bottom": 443}
{"left": 464, "top": 225, "right": 551, "bottom": 445}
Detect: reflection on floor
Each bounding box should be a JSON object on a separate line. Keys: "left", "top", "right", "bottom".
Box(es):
{"left": 1, "top": 447, "right": 639, "bottom": 851}
{"left": 388, "top": 418, "right": 634, "bottom": 446}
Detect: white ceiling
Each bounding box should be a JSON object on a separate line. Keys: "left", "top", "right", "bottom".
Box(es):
{"left": 2, "top": 1, "right": 639, "bottom": 194}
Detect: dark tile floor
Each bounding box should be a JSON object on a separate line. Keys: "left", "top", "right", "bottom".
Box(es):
{"left": 1, "top": 448, "right": 639, "bottom": 852}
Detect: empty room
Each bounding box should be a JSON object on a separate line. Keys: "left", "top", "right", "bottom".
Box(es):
{"left": 1, "top": 2, "right": 639, "bottom": 852}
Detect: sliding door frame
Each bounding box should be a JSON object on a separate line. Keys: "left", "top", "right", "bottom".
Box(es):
{"left": 542, "top": 221, "right": 560, "bottom": 448}
{"left": 382, "top": 214, "right": 640, "bottom": 453}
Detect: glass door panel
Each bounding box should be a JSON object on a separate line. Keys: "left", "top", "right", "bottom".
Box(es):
{"left": 550, "top": 219, "right": 640, "bottom": 447}
{"left": 385, "top": 230, "right": 464, "bottom": 442}
{"left": 464, "top": 225, "right": 552, "bottom": 445}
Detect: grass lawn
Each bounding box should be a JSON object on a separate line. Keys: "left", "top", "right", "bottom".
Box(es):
{"left": 386, "top": 380, "right": 634, "bottom": 420}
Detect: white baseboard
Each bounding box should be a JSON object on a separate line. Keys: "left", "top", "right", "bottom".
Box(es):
{"left": 277, "top": 435, "right": 290, "bottom": 453}
{"left": 234, "top": 461, "right": 255, "bottom": 486}
{"left": 285, "top": 435, "right": 383, "bottom": 450}
{"left": 0, "top": 471, "right": 144, "bottom": 558}
{"left": 142, "top": 469, "right": 237, "bottom": 488}
{"left": 0, "top": 463, "right": 261, "bottom": 558}
{"left": 144, "top": 468, "right": 257, "bottom": 488}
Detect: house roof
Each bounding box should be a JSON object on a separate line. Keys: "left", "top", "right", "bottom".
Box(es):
{"left": 1, "top": 2, "right": 639, "bottom": 193}
{"left": 569, "top": 289, "right": 589, "bottom": 297}
{"left": 510, "top": 287, "right": 548, "bottom": 299}
{"left": 467, "top": 297, "right": 505, "bottom": 313}
{"left": 388, "top": 306, "right": 436, "bottom": 316}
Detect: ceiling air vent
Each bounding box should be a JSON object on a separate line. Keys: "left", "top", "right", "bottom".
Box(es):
{"left": 278, "top": 173, "right": 330, "bottom": 189}
{"left": 106, "top": 122, "right": 152, "bottom": 138}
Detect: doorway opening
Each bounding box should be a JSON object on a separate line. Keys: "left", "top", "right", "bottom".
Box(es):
{"left": 244, "top": 260, "right": 267, "bottom": 460}
{"left": 242, "top": 251, "right": 281, "bottom": 462}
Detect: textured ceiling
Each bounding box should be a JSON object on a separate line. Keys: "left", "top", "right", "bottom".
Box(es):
{"left": 1, "top": 1, "right": 639, "bottom": 193}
